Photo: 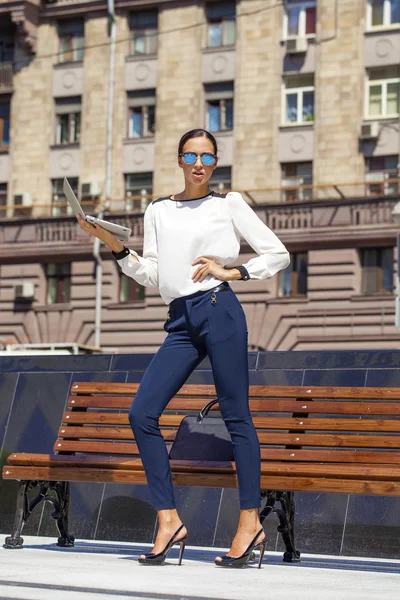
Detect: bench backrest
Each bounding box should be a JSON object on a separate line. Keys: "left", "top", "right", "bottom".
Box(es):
{"left": 56, "top": 383, "right": 400, "bottom": 465}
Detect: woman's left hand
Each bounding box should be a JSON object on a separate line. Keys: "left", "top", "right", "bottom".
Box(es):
{"left": 192, "top": 257, "right": 231, "bottom": 283}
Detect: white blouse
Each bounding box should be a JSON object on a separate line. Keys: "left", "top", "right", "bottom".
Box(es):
{"left": 115, "top": 191, "right": 290, "bottom": 306}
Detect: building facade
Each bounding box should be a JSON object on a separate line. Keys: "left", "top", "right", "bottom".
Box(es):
{"left": 0, "top": 0, "right": 399, "bottom": 352}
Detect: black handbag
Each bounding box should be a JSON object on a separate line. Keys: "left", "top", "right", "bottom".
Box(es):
{"left": 169, "top": 398, "right": 234, "bottom": 461}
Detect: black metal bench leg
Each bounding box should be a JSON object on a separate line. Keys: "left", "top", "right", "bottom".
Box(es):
{"left": 49, "top": 482, "right": 75, "bottom": 548}
{"left": 3, "top": 480, "right": 31, "bottom": 549}
{"left": 275, "top": 491, "right": 301, "bottom": 563}
{"left": 260, "top": 490, "right": 277, "bottom": 525}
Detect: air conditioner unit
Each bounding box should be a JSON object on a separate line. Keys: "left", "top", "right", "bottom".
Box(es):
{"left": 13, "top": 193, "right": 32, "bottom": 217}
{"left": 14, "top": 192, "right": 32, "bottom": 207}
{"left": 360, "top": 121, "right": 379, "bottom": 139}
{"left": 81, "top": 181, "right": 101, "bottom": 198}
{"left": 286, "top": 38, "right": 308, "bottom": 54}
{"left": 14, "top": 282, "right": 35, "bottom": 300}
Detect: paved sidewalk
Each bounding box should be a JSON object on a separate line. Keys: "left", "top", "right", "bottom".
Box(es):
{"left": 0, "top": 536, "right": 399, "bottom": 600}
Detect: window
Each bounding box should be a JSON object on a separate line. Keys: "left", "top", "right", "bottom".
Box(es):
{"left": 281, "top": 162, "right": 313, "bottom": 202}
{"left": 52, "top": 178, "right": 78, "bottom": 216}
{"left": 0, "top": 183, "right": 6, "bottom": 218}
{"left": 125, "top": 173, "right": 153, "bottom": 212}
{"left": 130, "top": 11, "right": 158, "bottom": 55}
{"left": 47, "top": 263, "right": 71, "bottom": 304}
{"left": 0, "top": 38, "right": 13, "bottom": 90}
{"left": 120, "top": 273, "right": 145, "bottom": 303}
{"left": 58, "top": 19, "right": 84, "bottom": 63}
{"left": 361, "top": 247, "right": 393, "bottom": 294}
{"left": 367, "top": 0, "right": 400, "bottom": 29}
{"left": 367, "top": 67, "right": 400, "bottom": 118}
{"left": 278, "top": 253, "right": 308, "bottom": 297}
{"left": 205, "top": 82, "right": 234, "bottom": 132}
{"left": 55, "top": 97, "right": 81, "bottom": 144}
{"left": 0, "top": 36, "right": 14, "bottom": 62}
{"left": 284, "top": 75, "right": 314, "bottom": 125}
{"left": 0, "top": 100, "right": 10, "bottom": 149}
{"left": 127, "top": 90, "right": 156, "bottom": 138}
{"left": 284, "top": 1, "right": 316, "bottom": 39}
{"left": 210, "top": 167, "right": 231, "bottom": 191}
{"left": 365, "top": 156, "right": 399, "bottom": 196}
{"left": 206, "top": 1, "right": 236, "bottom": 47}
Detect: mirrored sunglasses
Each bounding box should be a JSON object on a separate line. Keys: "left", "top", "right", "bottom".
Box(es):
{"left": 180, "top": 152, "right": 216, "bottom": 166}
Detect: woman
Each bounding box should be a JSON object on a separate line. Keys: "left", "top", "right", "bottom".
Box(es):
{"left": 78, "top": 128, "right": 290, "bottom": 568}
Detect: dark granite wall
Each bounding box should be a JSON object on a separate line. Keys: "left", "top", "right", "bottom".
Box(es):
{"left": 1, "top": 350, "right": 400, "bottom": 559}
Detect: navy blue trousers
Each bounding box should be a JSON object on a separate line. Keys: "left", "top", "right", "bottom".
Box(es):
{"left": 128, "top": 282, "right": 261, "bottom": 511}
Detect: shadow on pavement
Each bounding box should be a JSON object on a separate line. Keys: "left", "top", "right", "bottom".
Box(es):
{"left": 19, "top": 540, "right": 400, "bottom": 574}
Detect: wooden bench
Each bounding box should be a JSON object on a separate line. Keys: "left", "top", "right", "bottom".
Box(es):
{"left": 3, "top": 382, "right": 400, "bottom": 561}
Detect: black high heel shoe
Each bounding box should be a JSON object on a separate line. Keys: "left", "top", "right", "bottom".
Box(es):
{"left": 138, "top": 524, "right": 187, "bottom": 566}
{"left": 215, "top": 529, "right": 266, "bottom": 569}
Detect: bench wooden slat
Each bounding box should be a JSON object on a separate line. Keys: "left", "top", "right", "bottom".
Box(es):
{"left": 7, "top": 453, "right": 400, "bottom": 481}
{"left": 67, "top": 395, "right": 400, "bottom": 416}
{"left": 57, "top": 427, "right": 176, "bottom": 442}
{"left": 71, "top": 383, "right": 400, "bottom": 400}
{"left": 52, "top": 441, "right": 400, "bottom": 463}
{"left": 257, "top": 477, "right": 400, "bottom": 496}
{"left": 2, "top": 466, "right": 234, "bottom": 487}
{"left": 53, "top": 440, "right": 140, "bottom": 454}
{"left": 61, "top": 413, "right": 185, "bottom": 428}
{"left": 61, "top": 412, "right": 400, "bottom": 432}
{"left": 6, "top": 454, "right": 227, "bottom": 472}
{"left": 260, "top": 449, "right": 400, "bottom": 463}
{"left": 4, "top": 465, "right": 400, "bottom": 496}
{"left": 56, "top": 425, "right": 400, "bottom": 449}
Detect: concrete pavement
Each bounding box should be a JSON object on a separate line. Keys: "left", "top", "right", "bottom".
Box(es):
{"left": 0, "top": 536, "right": 399, "bottom": 600}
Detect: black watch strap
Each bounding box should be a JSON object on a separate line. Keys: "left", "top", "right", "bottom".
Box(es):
{"left": 112, "top": 246, "right": 130, "bottom": 260}
{"left": 224, "top": 265, "right": 251, "bottom": 281}
{"left": 236, "top": 265, "right": 251, "bottom": 281}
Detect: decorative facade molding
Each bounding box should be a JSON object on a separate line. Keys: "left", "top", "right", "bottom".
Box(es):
{"left": 2, "top": 1, "right": 42, "bottom": 54}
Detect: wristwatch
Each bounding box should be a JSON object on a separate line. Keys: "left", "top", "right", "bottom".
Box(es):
{"left": 236, "top": 265, "right": 251, "bottom": 281}
{"left": 112, "top": 246, "right": 130, "bottom": 260}
{"left": 224, "top": 265, "right": 251, "bottom": 281}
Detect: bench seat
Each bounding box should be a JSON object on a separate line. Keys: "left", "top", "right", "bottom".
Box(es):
{"left": 3, "top": 382, "right": 400, "bottom": 561}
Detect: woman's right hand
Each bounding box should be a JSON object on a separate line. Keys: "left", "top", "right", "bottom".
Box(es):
{"left": 77, "top": 215, "right": 124, "bottom": 253}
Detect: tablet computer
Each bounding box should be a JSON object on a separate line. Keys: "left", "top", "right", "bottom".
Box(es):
{"left": 63, "top": 178, "right": 131, "bottom": 243}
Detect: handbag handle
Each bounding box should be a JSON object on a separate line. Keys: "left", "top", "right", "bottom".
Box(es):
{"left": 196, "top": 398, "right": 219, "bottom": 424}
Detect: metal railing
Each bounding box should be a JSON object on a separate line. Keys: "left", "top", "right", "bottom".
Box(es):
{"left": 0, "top": 178, "right": 399, "bottom": 222}
{"left": 0, "top": 61, "right": 13, "bottom": 89}
{"left": 1, "top": 195, "right": 398, "bottom": 246}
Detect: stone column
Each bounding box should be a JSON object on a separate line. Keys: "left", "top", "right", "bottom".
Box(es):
{"left": 153, "top": 2, "right": 203, "bottom": 197}
{"left": 109, "top": 14, "right": 130, "bottom": 204}
{"left": 10, "top": 23, "right": 57, "bottom": 215}
{"left": 233, "top": 0, "right": 283, "bottom": 198}
{"left": 80, "top": 15, "right": 109, "bottom": 198}
{"left": 314, "top": 0, "right": 365, "bottom": 197}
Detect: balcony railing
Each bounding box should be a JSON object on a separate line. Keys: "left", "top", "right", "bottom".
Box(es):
{"left": 262, "top": 196, "right": 400, "bottom": 231}
{"left": 0, "top": 179, "right": 399, "bottom": 225}
{"left": 0, "top": 214, "right": 144, "bottom": 246}
{"left": 0, "top": 195, "right": 399, "bottom": 250}
{"left": 0, "top": 61, "right": 13, "bottom": 90}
